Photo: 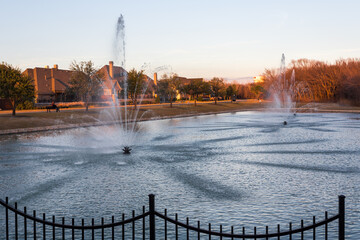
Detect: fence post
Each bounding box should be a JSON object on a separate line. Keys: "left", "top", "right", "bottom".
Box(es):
{"left": 338, "top": 195, "right": 345, "bottom": 240}
{"left": 149, "top": 194, "right": 155, "bottom": 240}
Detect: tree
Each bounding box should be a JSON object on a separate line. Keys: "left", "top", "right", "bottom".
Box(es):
{"left": 250, "top": 84, "right": 265, "bottom": 100}
{"left": 201, "top": 81, "right": 212, "bottom": 98}
{"left": 0, "top": 62, "right": 35, "bottom": 116}
{"left": 157, "top": 73, "right": 180, "bottom": 108}
{"left": 127, "top": 68, "right": 145, "bottom": 109}
{"left": 209, "top": 77, "right": 225, "bottom": 104}
{"left": 226, "top": 84, "right": 237, "bottom": 100}
{"left": 183, "top": 79, "right": 204, "bottom": 106}
{"left": 69, "top": 60, "right": 103, "bottom": 111}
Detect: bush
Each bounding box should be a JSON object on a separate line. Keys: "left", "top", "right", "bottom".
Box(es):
{"left": 17, "top": 100, "right": 35, "bottom": 110}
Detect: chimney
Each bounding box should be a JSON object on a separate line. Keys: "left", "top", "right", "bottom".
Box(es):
{"left": 53, "top": 64, "right": 58, "bottom": 69}
{"left": 154, "top": 73, "right": 157, "bottom": 86}
{"left": 109, "top": 61, "right": 114, "bottom": 79}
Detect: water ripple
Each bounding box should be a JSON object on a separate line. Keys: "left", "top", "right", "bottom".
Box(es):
{"left": 237, "top": 161, "right": 359, "bottom": 174}
{"left": 246, "top": 139, "right": 327, "bottom": 146}
{"left": 172, "top": 169, "right": 245, "bottom": 200}
{"left": 246, "top": 150, "right": 359, "bottom": 155}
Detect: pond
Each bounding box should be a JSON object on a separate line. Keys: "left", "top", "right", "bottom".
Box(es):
{"left": 0, "top": 111, "right": 359, "bottom": 239}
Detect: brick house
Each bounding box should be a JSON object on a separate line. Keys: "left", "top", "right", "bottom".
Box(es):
{"left": 23, "top": 65, "right": 73, "bottom": 103}
{"left": 97, "top": 61, "right": 124, "bottom": 101}
{"left": 23, "top": 61, "right": 155, "bottom": 103}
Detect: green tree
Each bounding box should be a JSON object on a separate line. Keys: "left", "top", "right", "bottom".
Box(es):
{"left": 157, "top": 73, "right": 180, "bottom": 108}
{"left": 127, "top": 68, "right": 145, "bottom": 109}
{"left": 183, "top": 79, "right": 204, "bottom": 106}
{"left": 226, "top": 84, "right": 237, "bottom": 100}
{"left": 209, "top": 77, "right": 225, "bottom": 104}
{"left": 250, "top": 84, "right": 265, "bottom": 100}
{"left": 201, "top": 81, "right": 212, "bottom": 99}
{"left": 69, "top": 60, "right": 103, "bottom": 111}
{"left": 0, "top": 62, "right": 35, "bottom": 116}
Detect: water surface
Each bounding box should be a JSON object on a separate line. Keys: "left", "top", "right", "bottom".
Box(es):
{"left": 0, "top": 112, "right": 359, "bottom": 238}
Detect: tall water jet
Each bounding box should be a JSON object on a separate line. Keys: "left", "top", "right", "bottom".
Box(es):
{"left": 86, "top": 15, "right": 168, "bottom": 153}
{"left": 97, "top": 15, "right": 156, "bottom": 153}
{"left": 270, "top": 54, "right": 296, "bottom": 115}
{"left": 113, "top": 15, "right": 126, "bottom": 68}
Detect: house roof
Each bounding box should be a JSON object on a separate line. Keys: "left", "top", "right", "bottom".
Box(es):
{"left": 98, "top": 64, "right": 126, "bottom": 91}
{"left": 23, "top": 67, "right": 73, "bottom": 95}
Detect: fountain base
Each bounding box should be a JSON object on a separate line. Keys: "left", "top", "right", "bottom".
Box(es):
{"left": 122, "top": 146, "right": 132, "bottom": 154}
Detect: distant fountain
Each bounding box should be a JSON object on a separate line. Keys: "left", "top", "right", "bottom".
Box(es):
{"left": 270, "top": 54, "right": 297, "bottom": 115}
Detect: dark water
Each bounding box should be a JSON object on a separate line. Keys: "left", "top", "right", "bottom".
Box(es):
{"left": 0, "top": 112, "right": 359, "bottom": 239}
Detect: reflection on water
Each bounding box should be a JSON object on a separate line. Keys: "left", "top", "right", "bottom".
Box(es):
{"left": 0, "top": 112, "right": 359, "bottom": 238}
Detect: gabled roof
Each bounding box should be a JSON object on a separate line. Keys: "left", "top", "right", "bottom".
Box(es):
{"left": 98, "top": 64, "right": 126, "bottom": 91}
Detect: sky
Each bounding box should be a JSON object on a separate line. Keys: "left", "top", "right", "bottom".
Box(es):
{"left": 1, "top": 0, "right": 360, "bottom": 83}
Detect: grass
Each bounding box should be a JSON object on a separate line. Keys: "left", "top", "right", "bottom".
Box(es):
{"left": 0, "top": 101, "right": 267, "bottom": 132}
{"left": 1, "top": 100, "right": 359, "bottom": 133}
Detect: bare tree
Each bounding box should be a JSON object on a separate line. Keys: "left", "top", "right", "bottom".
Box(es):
{"left": 69, "top": 60, "right": 104, "bottom": 111}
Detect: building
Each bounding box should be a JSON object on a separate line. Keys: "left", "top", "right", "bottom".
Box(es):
{"left": 0, "top": 98, "right": 12, "bottom": 110}
{"left": 23, "top": 61, "right": 155, "bottom": 103}
{"left": 23, "top": 65, "right": 73, "bottom": 103}
{"left": 97, "top": 61, "right": 124, "bottom": 101}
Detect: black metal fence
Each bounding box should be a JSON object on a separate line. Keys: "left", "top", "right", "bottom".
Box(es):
{"left": 1, "top": 195, "right": 345, "bottom": 239}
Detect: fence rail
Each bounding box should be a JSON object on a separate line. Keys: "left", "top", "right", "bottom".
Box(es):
{"left": 1, "top": 194, "right": 345, "bottom": 239}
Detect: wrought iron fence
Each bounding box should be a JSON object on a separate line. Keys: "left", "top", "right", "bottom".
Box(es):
{"left": 1, "top": 194, "right": 345, "bottom": 239}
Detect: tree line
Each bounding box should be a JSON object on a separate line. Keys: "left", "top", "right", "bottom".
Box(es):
{"left": 156, "top": 74, "right": 260, "bottom": 107}
{"left": 2, "top": 58, "right": 359, "bottom": 115}
{"left": 261, "top": 58, "right": 360, "bottom": 105}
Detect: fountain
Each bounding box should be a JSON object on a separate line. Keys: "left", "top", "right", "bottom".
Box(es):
{"left": 97, "top": 15, "right": 155, "bottom": 153}
{"left": 69, "top": 15, "right": 170, "bottom": 154}
{"left": 267, "top": 54, "right": 298, "bottom": 125}
{"left": 270, "top": 53, "right": 296, "bottom": 115}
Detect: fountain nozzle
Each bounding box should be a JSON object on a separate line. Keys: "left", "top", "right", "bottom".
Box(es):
{"left": 283, "top": 121, "right": 288, "bottom": 125}
{"left": 122, "top": 146, "right": 132, "bottom": 154}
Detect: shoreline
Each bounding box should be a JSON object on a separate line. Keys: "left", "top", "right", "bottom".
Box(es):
{"left": 0, "top": 108, "right": 264, "bottom": 136}
{"left": 0, "top": 101, "right": 359, "bottom": 136}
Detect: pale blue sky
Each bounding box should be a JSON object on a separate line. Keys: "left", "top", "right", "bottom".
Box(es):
{"left": 1, "top": 0, "right": 360, "bottom": 82}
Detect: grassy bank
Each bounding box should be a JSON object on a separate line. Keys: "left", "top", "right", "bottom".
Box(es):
{"left": 0, "top": 101, "right": 268, "bottom": 133}
{"left": 1, "top": 100, "right": 359, "bottom": 134}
